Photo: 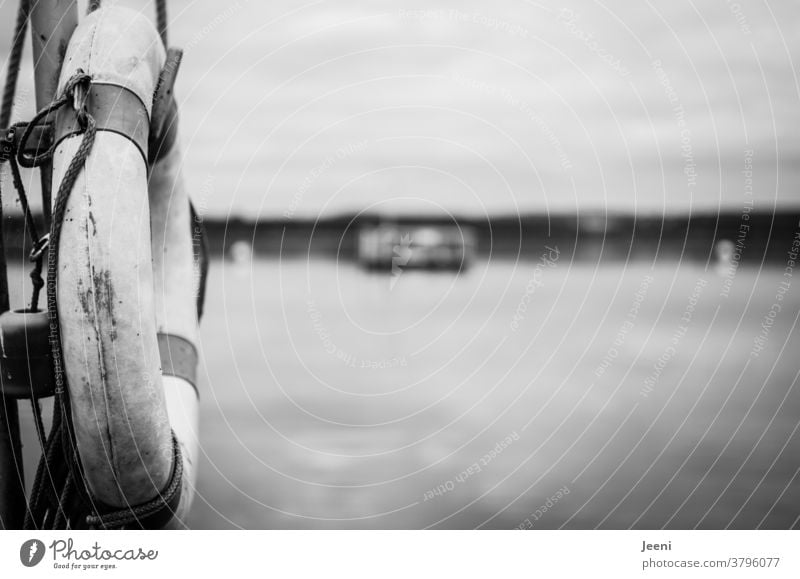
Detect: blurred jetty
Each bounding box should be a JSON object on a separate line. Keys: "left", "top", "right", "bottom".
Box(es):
{"left": 357, "top": 223, "right": 476, "bottom": 271}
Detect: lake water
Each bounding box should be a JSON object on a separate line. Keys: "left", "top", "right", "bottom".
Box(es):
{"left": 12, "top": 256, "right": 800, "bottom": 529}
{"left": 152, "top": 257, "right": 799, "bottom": 528}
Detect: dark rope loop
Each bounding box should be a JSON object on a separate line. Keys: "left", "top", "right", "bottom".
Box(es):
{"left": 7, "top": 72, "right": 91, "bottom": 313}
{"left": 16, "top": 102, "right": 65, "bottom": 168}
{"left": 85, "top": 435, "right": 183, "bottom": 529}
{"left": 6, "top": 135, "right": 40, "bottom": 244}
{"left": 2, "top": 122, "right": 44, "bottom": 310}
{"left": 16, "top": 71, "right": 91, "bottom": 169}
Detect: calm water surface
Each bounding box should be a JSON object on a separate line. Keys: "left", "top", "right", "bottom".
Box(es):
{"left": 168, "top": 258, "right": 800, "bottom": 529}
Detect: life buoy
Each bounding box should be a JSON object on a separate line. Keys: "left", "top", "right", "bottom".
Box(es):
{"left": 50, "top": 6, "right": 199, "bottom": 527}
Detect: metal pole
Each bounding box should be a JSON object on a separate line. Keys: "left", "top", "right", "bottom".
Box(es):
{"left": 0, "top": 396, "right": 24, "bottom": 529}
{"left": 0, "top": 120, "right": 20, "bottom": 528}
{"left": 0, "top": 212, "right": 21, "bottom": 527}
{"left": 0, "top": 0, "right": 78, "bottom": 530}
{"left": 30, "top": 0, "right": 78, "bottom": 223}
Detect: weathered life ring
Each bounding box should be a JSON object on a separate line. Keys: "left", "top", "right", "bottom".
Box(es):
{"left": 49, "top": 6, "right": 200, "bottom": 527}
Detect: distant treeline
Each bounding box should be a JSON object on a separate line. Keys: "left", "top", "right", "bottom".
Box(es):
{"left": 4, "top": 211, "right": 798, "bottom": 265}
{"left": 208, "top": 211, "right": 799, "bottom": 265}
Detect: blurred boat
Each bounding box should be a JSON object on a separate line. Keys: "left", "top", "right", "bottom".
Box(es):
{"left": 357, "top": 223, "right": 476, "bottom": 271}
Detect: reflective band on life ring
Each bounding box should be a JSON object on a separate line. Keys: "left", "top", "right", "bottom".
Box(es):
{"left": 54, "top": 82, "right": 150, "bottom": 166}
{"left": 148, "top": 96, "right": 177, "bottom": 165}
{"left": 148, "top": 47, "right": 182, "bottom": 165}
{"left": 157, "top": 332, "right": 198, "bottom": 396}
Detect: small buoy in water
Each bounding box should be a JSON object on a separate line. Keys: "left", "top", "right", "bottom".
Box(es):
{"left": 228, "top": 240, "right": 252, "bottom": 266}
{"left": 714, "top": 239, "right": 735, "bottom": 275}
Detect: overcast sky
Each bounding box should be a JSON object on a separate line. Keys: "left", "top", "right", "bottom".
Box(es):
{"left": 2, "top": 0, "right": 799, "bottom": 218}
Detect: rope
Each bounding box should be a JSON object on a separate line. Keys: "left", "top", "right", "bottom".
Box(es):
{"left": 24, "top": 72, "right": 97, "bottom": 530}
{"left": 0, "top": 0, "right": 29, "bottom": 129}
{"left": 7, "top": 140, "right": 41, "bottom": 242}
{"left": 24, "top": 407, "right": 69, "bottom": 529}
{"left": 156, "top": 0, "right": 168, "bottom": 47}
{"left": 16, "top": 71, "right": 90, "bottom": 169}
{"left": 85, "top": 436, "right": 183, "bottom": 529}
{"left": 3, "top": 127, "right": 45, "bottom": 310}
{"left": 24, "top": 401, "right": 62, "bottom": 528}
{"left": 45, "top": 79, "right": 97, "bottom": 527}
{"left": 6, "top": 72, "right": 92, "bottom": 314}
{"left": 1, "top": 3, "right": 50, "bottom": 529}
{"left": 0, "top": 0, "right": 31, "bottom": 321}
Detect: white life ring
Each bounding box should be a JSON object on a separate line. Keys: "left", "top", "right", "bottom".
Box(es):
{"left": 50, "top": 6, "right": 200, "bottom": 527}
